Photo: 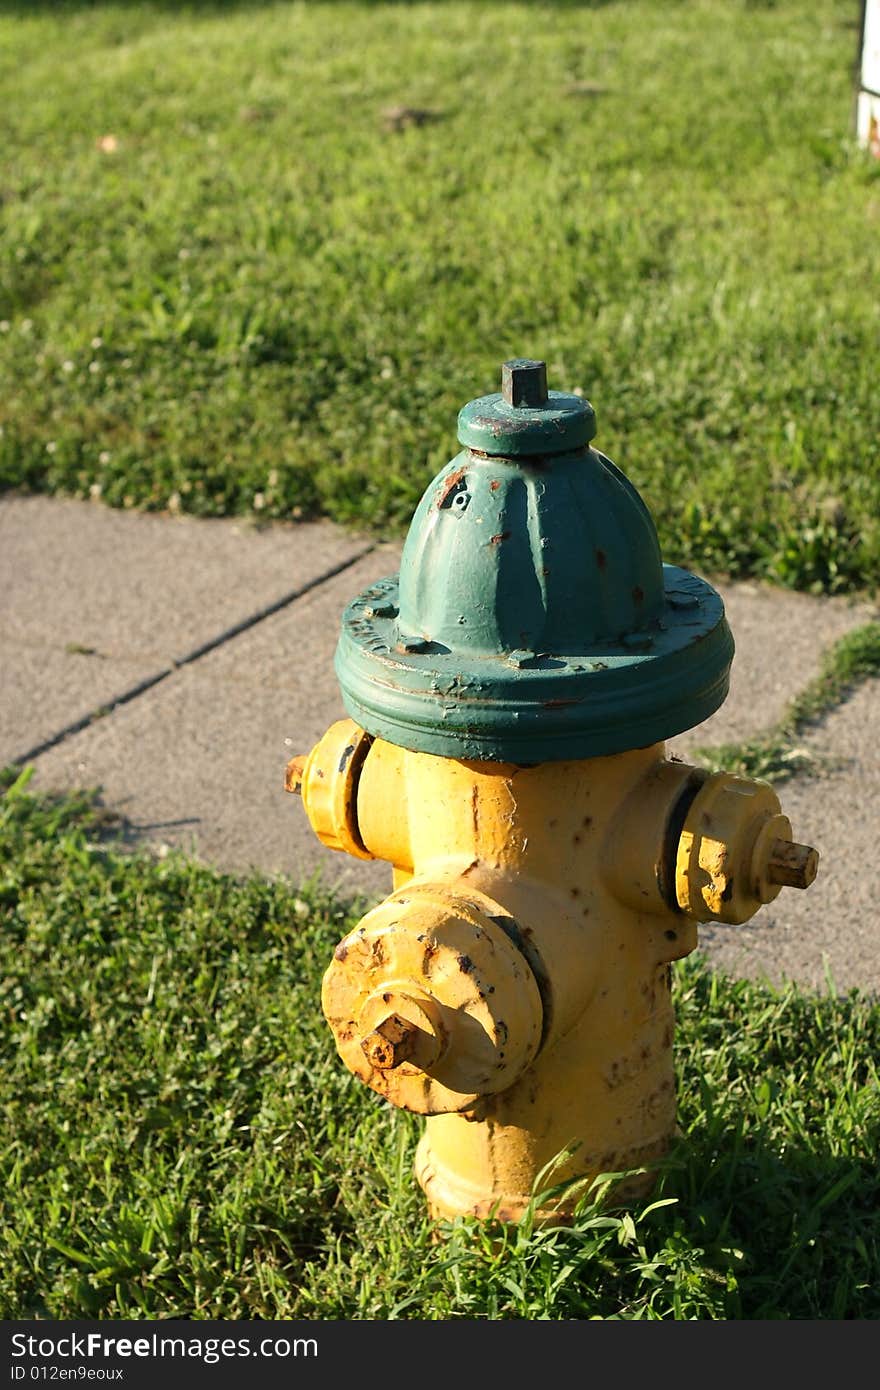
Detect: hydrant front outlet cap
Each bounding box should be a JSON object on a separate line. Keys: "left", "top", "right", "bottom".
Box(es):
{"left": 334, "top": 361, "right": 734, "bottom": 761}
{"left": 322, "top": 882, "right": 544, "bottom": 1115}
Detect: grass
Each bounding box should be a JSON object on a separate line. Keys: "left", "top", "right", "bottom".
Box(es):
{"left": 0, "top": 0, "right": 878, "bottom": 594}
{"left": 693, "top": 619, "right": 880, "bottom": 782}
{"left": 3, "top": 765, "right": 880, "bottom": 1320}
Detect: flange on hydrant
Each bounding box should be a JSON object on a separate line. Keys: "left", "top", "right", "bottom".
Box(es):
{"left": 285, "top": 359, "right": 818, "bottom": 1225}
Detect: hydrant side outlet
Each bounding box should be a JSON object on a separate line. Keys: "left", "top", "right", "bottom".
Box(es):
{"left": 287, "top": 360, "right": 819, "bottom": 1225}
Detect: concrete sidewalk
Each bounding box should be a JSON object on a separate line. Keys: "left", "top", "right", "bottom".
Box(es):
{"left": 2, "top": 493, "right": 878, "bottom": 993}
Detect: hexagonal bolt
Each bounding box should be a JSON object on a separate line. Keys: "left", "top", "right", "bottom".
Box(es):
{"left": 284, "top": 755, "right": 308, "bottom": 795}
{"left": 765, "top": 838, "right": 819, "bottom": 890}
{"left": 360, "top": 1013, "right": 422, "bottom": 1070}
{"left": 502, "top": 358, "right": 548, "bottom": 408}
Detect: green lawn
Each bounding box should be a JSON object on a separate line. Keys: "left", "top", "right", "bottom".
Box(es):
{"left": 1, "top": 0, "right": 878, "bottom": 593}
{"left": 2, "top": 767, "right": 879, "bottom": 1320}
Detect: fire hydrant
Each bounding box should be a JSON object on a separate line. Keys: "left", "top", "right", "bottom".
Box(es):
{"left": 286, "top": 360, "right": 818, "bottom": 1224}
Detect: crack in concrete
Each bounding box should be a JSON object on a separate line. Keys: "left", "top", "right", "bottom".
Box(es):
{"left": 8, "top": 545, "right": 375, "bottom": 768}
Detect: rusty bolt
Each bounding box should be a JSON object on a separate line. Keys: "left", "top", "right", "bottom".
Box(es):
{"left": 285, "top": 754, "right": 307, "bottom": 794}
{"left": 766, "top": 838, "right": 819, "bottom": 890}
{"left": 360, "top": 1013, "right": 421, "bottom": 1070}
{"left": 501, "top": 359, "right": 548, "bottom": 409}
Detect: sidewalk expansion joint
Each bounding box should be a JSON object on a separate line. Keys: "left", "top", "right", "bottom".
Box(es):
{"left": 8, "top": 544, "right": 376, "bottom": 768}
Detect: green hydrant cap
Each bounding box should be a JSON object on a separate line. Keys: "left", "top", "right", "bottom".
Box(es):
{"left": 457, "top": 358, "right": 597, "bottom": 457}
{"left": 334, "top": 361, "right": 734, "bottom": 761}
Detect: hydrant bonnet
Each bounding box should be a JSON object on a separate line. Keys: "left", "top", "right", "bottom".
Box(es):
{"left": 335, "top": 361, "right": 734, "bottom": 761}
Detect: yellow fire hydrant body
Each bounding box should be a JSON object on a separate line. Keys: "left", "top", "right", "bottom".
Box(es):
{"left": 287, "top": 361, "right": 818, "bottom": 1223}
{"left": 292, "top": 720, "right": 815, "bottom": 1222}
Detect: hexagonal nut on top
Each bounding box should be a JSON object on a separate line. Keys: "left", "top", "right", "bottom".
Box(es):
{"left": 321, "top": 882, "right": 544, "bottom": 1114}
{"left": 286, "top": 718, "right": 374, "bottom": 861}
{"left": 501, "top": 358, "right": 548, "bottom": 407}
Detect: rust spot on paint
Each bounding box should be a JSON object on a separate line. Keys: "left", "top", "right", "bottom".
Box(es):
{"left": 436, "top": 466, "right": 467, "bottom": 508}
{"left": 596, "top": 548, "right": 607, "bottom": 569}
{"left": 458, "top": 953, "right": 475, "bottom": 975}
{"left": 489, "top": 479, "right": 501, "bottom": 491}
{"left": 583, "top": 815, "right": 592, "bottom": 828}
{"left": 284, "top": 754, "right": 307, "bottom": 794}
{"left": 489, "top": 531, "right": 512, "bottom": 545}
{"left": 544, "top": 697, "right": 578, "bottom": 709}
{"left": 334, "top": 942, "right": 349, "bottom": 962}
{"left": 664, "top": 929, "right": 678, "bottom": 942}
{"left": 491, "top": 1205, "right": 523, "bottom": 1224}
{"left": 570, "top": 887, "right": 580, "bottom": 898}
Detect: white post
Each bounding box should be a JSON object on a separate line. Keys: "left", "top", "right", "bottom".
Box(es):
{"left": 857, "top": 0, "right": 880, "bottom": 155}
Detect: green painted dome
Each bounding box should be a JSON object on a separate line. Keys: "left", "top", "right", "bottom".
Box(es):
{"left": 335, "top": 361, "right": 733, "bottom": 761}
